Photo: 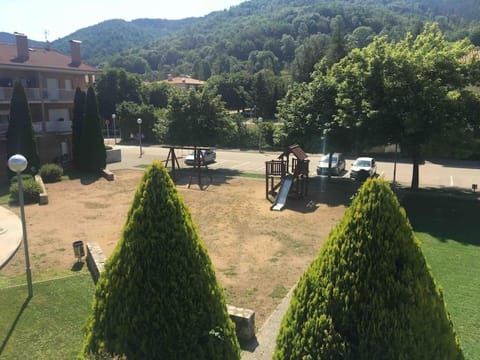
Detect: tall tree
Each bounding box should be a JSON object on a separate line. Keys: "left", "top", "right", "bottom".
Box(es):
{"left": 6, "top": 81, "right": 40, "bottom": 174}
{"left": 95, "top": 68, "right": 142, "bottom": 120}
{"left": 82, "top": 161, "right": 240, "bottom": 359}
{"left": 330, "top": 24, "right": 478, "bottom": 188}
{"left": 165, "top": 88, "right": 234, "bottom": 146}
{"left": 72, "top": 87, "right": 85, "bottom": 168}
{"left": 78, "top": 86, "right": 106, "bottom": 172}
{"left": 274, "top": 178, "right": 463, "bottom": 359}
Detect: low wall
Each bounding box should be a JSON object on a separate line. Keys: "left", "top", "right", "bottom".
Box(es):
{"left": 106, "top": 149, "right": 121, "bottom": 163}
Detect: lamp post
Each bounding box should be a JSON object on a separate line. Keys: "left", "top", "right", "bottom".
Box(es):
{"left": 322, "top": 129, "right": 328, "bottom": 155}
{"left": 8, "top": 154, "right": 33, "bottom": 298}
{"left": 257, "top": 117, "right": 263, "bottom": 153}
{"left": 137, "top": 118, "right": 143, "bottom": 158}
{"left": 393, "top": 143, "right": 398, "bottom": 184}
{"left": 112, "top": 114, "right": 117, "bottom": 144}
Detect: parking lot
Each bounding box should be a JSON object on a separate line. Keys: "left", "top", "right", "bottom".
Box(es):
{"left": 108, "top": 144, "right": 480, "bottom": 190}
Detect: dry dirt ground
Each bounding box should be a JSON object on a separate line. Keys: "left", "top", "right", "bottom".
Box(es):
{"left": 3, "top": 169, "right": 354, "bottom": 328}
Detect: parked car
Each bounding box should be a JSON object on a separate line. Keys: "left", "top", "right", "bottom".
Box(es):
{"left": 350, "top": 157, "right": 377, "bottom": 181}
{"left": 184, "top": 149, "right": 216, "bottom": 166}
{"left": 316, "top": 153, "right": 346, "bottom": 176}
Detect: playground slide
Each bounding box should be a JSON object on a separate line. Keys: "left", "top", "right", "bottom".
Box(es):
{"left": 271, "top": 175, "right": 293, "bottom": 211}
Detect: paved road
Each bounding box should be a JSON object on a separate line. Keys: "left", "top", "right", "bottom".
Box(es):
{"left": 107, "top": 143, "right": 480, "bottom": 190}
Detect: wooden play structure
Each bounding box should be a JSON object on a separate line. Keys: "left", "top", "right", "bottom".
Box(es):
{"left": 162, "top": 145, "right": 213, "bottom": 188}
{"left": 265, "top": 145, "right": 310, "bottom": 210}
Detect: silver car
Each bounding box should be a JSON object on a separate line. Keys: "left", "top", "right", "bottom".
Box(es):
{"left": 184, "top": 149, "right": 216, "bottom": 166}
{"left": 317, "top": 153, "right": 346, "bottom": 176}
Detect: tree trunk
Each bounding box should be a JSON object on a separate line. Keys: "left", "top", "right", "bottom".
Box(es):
{"left": 411, "top": 153, "right": 420, "bottom": 189}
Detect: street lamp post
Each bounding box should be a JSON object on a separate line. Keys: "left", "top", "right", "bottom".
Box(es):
{"left": 257, "top": 117, "right": 263, "bottom": 153}
{"left": 112, "top": 114, "right": 117, "bottom": 144}
{"left": 322, "top": 129, "right": 328, "bottom": 155}
{"left": 137, "top": 118, "right": 143, "bottom": 158}
{"left": 8, "top": 154, "right": 33, "bottom": 298}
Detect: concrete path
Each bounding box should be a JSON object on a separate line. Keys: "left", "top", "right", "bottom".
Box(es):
{"left": 0, "top": 206, "right": 22, "bottom": 270}
{"left": 241, "top": 285, "right": 295, "bottom": 360}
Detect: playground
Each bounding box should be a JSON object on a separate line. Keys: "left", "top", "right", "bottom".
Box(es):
{"left": 1, "top": 168, "right": 353, "bottom": 327}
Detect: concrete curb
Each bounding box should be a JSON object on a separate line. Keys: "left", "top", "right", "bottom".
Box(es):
{"left": 0, "top": 206, "right": 23, "bottom": 270}
{"left": 241, "top": 285, "right": 295, "bottom": 359}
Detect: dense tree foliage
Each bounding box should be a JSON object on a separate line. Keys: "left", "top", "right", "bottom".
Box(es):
{"left": 44, "top": 0, "right": 480, "bottom": 157}
{"left": 6, "top": 82, "right": 40, "bottom": 175}
{"left": 78, "top": 86, "right": 106, "bottom": 172}
{"left": 51, "top": 0, "right": 480, "bottom": 82}
{"left": 274, "top": 178, "right": 463, "bottom": 359}
{"left": 95, "top": 68, "right": 142, "bottom": 120}
{"left": 160, "top": 88, "right": 235, "bottom": 146}
{"left": 277, "top": 24, "right": 480, "bottom": 188}
{"left": 82, "top": 161, "right": 240, "bottom": 359}
{"left": 116, "top": 101, "right": 158, "bottom": 142}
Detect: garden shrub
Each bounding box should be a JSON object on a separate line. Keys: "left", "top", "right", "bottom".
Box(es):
{"left": 9, "top": 177, "right": 41, "bottom": 204}
{"left": 39, "top": 163, "right": 63, "bottom": 183}
{"left": 274, "top": 178, "right": 463, "bottom": 360}
{"left": 82, "top": 161, "right": 240, "bottom": 359}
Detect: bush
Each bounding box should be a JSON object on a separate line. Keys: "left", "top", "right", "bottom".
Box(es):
{"left": 10, "top": 173, "right": 34, "bottom": 184}
{"left": 39, "top": 163, "right": 63, "bottom": 183}
{"left": 9, "top": 177, "right": 41, "bottom": 204}
{"left": 82, "top": 161, "right": 240, "bottom": 359}
{"left": 274, "top": 178, "right": 463, "bottom": 360}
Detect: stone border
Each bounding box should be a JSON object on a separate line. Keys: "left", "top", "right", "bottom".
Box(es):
{"left": 85, "top": 242, "right": 256, "bottom": 341}
{"left": 35, "top": 175, "right": 48, "bottom": 205}
{"left": 101, "top": 168, "right": 114, "bottom": 181}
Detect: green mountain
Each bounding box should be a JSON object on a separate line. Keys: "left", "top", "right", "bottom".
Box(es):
{"left": 0, "top": 32, "right": 45, "bottom": 47}
{"left": 43, "top": 0, "right": 479, "bottom": 76}
{"left": 50, "top": 18, "right": 199, "bottom": 66}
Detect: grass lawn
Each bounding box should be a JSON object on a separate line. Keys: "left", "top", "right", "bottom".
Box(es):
{"left": 0, "top": 271, "right": 94, "bottom": 359}
{"left": 402, "top": 191, "right": 480, "bottom": 359}
{"left": 0, "top": 186, "right": 478, "bottom": 358}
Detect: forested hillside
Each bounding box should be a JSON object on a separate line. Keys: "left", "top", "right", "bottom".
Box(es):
{"left": 43, "top": 0, "right": 479, "bottom": 77}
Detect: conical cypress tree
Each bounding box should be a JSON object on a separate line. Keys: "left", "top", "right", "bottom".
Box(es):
{"left": 79, "top": 86, "right": 106, "bottom": 172}
{"left": 274, "top": 178, "right": 463, "bottom": 360}
{"left": 6, "top": 81, "right": 40, "bottom": 174}
{"left": 82, "top": 161, "right": 240, "bottom": 359}
{"left": 72, "top": 87, "right": 85, "bottom": 168}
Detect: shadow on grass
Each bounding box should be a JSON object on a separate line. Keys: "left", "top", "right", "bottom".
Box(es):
{"left": 0, "top": 296, "right": 30, "bottom": 356}
{"left": 397, "top": 186, "right": 480, "bottom": 246}
{"left": 168, "top": 167, "right": 251, "bottom": 189}
{"left": 71, "top": 261, "right": 85, "bottom": 272}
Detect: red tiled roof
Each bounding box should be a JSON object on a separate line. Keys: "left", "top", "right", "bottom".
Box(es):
{"left": 463, "top": 48, "right": 480, "bottom": 62}
{"left": 165, "top": 76, "right": 205, "bottom": 85}
{"left": 0, "top": 43, "right": 99, "bottom": 73}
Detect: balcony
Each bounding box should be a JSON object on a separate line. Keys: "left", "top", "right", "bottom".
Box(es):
{"left": 0, "top": 87, "right": 75, "bottom": 103}
{"left": 0, "top": 121, "right": 72, "bottom": 137}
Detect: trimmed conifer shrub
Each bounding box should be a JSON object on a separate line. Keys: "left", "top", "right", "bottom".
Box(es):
{"left": 78, "top": 86, "right": 106, "bottom": 172}
{"left": 72, "top": 87, "right": 85, "bottom": 168}
{"left": 82, "top": 161, "right": 240, "bottom": 359}
{"left": 6, "top": 81, "right": 40, "bottom": 175}
{"left": 274, "top": 178, "right": 463, "bottom": 360}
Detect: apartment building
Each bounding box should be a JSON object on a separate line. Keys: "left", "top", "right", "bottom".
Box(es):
{"left": 0, "top": 33, "right": 100, "bottom": 180}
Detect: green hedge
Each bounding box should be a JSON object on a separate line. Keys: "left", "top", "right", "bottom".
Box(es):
{"left": 39, "top": 163, "right": 63, "bottom": 183}
{"left": 9, "top": 177, "right": 41, "bottom": 204}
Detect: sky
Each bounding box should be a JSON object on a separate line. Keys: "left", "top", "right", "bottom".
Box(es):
{"left": 2, "top": 0, "right": 247, "bottom": 41}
